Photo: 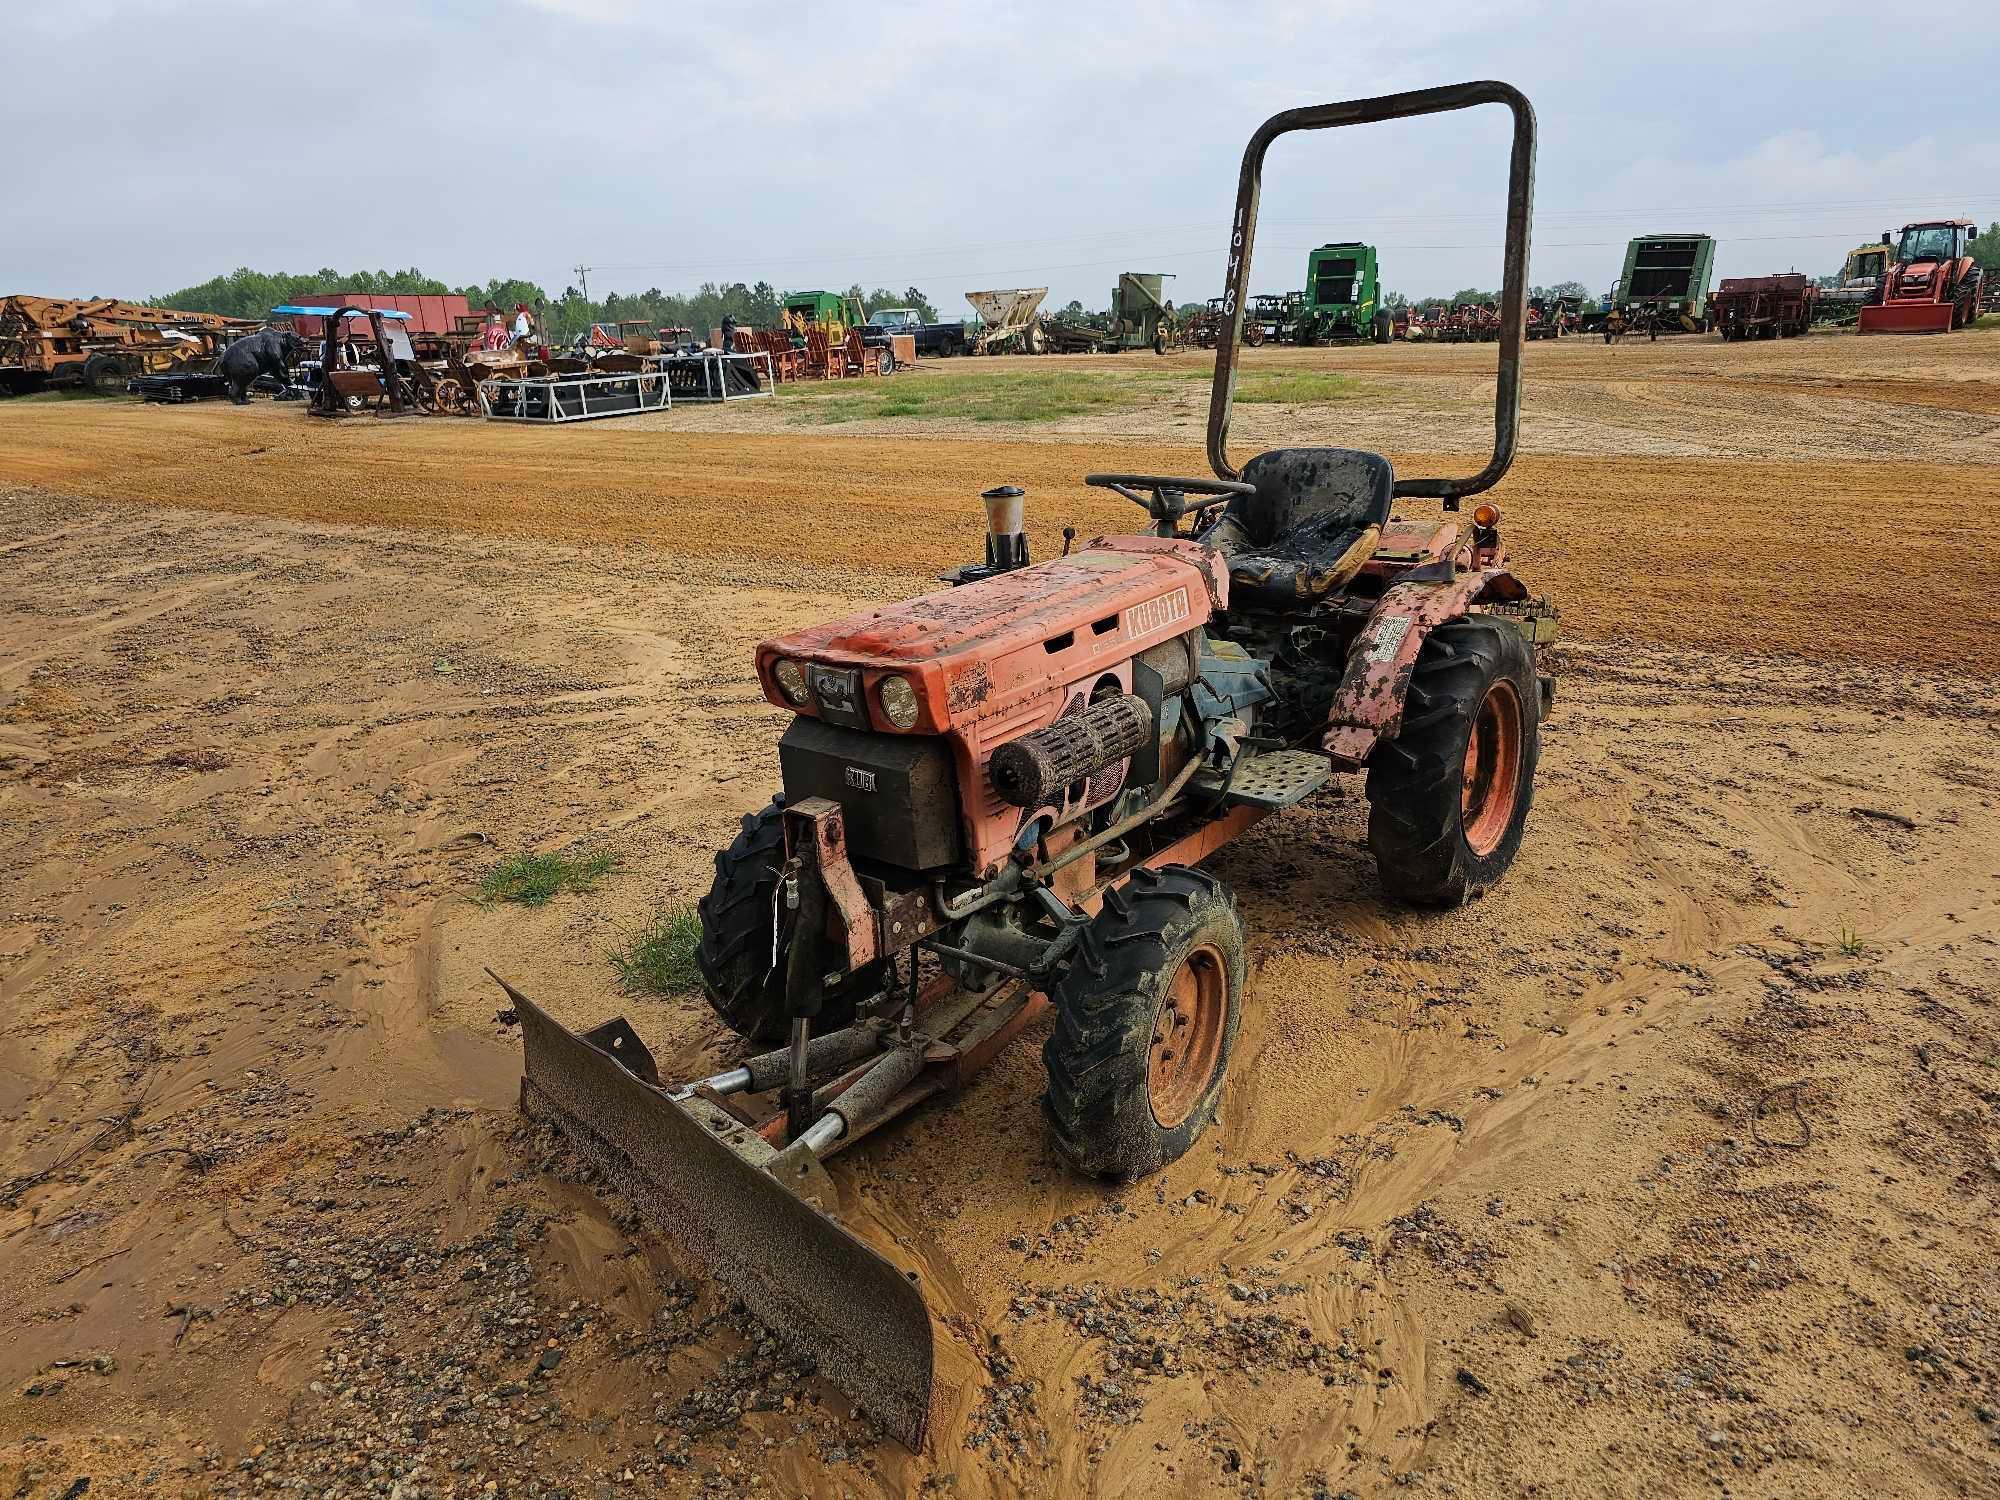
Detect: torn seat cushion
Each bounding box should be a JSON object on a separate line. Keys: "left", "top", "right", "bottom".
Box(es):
{"left": 1199, "top": 447, "right": 1394, "bottom": 609}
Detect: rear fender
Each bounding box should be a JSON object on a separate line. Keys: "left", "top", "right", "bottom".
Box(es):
{"left": 1322, "top": 569, "right": 1526, "bottom": 767}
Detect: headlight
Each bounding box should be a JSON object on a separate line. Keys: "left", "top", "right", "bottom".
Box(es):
{"left": 774, "top": 658, "right": 811, "bottom": 706}
{"left": 878, "top": 675, "right": 920, "bottom": 730}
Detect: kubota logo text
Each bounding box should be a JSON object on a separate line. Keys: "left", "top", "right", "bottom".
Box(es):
{"left": 1123, "top": 588, "right": 1189, "bottom": 638}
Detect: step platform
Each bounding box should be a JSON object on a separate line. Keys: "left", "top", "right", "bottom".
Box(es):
{"left": 1223, "top": 750, "right": 1335, "bottom": 810}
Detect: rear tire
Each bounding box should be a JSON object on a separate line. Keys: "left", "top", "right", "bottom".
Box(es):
{"left": 695, "top": 796, "right": 884, "bottom": 1043}
{"left": 1366, "top": 617, "right": 1541, "bottom": 906}
{"left": 1042, "top": 866, "right": 1244, "bottom": 1179}
{"left": 83, "top": 354, "right": 129, "bottom": 395}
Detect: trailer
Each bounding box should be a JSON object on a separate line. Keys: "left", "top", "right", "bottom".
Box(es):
{"left": 1709, "top": 274, "right": 1817, "bottom": 340}
{"left": 128, "top": 371, "right": 231, "bottom": 403}
{"left": 1041, "top": 275, "right": 1179, "bottom": 355}
{"left": 965, "top": 288, "right": 1049, "bottom": 355}
{"left": 1617, "top": 234, "right": 1716, "bottom": 333}
{"left": 478, "top": 350, "right": 772, "bottom": 422}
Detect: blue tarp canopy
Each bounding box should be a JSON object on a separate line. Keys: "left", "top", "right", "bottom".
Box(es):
{"left": 271, "top": 304, "right": 414, "bottom": 319}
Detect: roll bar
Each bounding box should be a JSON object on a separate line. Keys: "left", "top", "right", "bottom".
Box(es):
{"left": 1206, "top": 80, "right": 1537, "bottom": 509}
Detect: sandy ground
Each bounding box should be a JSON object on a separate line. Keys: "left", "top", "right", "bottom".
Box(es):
{"left": 1, "top": 330, "right": 1997, "bottom": 1498}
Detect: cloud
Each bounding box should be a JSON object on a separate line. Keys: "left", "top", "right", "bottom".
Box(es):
{"left": 516, "top": 0, "right": 645, "bottom": 21}
{"left": 1, "top": 0, "right": 1993, "bottom": 308}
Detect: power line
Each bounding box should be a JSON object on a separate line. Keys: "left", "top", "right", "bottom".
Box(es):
{"left": 572, "top": 193, "right": 2000, "bottom": 282}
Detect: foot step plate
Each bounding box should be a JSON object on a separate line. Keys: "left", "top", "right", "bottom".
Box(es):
{"left": 1225, "top": 750, "right": 1334, "bottom": 810}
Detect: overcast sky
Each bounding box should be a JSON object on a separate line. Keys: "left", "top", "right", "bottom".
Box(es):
{"left": 6, "top": 0, "right": 1996, "bottom": 313}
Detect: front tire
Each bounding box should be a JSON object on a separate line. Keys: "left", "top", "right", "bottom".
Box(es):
{"left": 83, "top": 354, "right": 129, "bottom": 395}
{"left": 695, "top": 796, "right": 885, "bottom": 1042}
{"left": 1042, "top": 866, "right": 1245, "bottom": 1179}
{"left": 1366, "top": 617, "right": 1541, "bottom": 906}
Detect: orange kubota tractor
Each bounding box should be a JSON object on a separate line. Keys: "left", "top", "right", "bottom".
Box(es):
{"left": 497, "top": 80, "right": 1554, "bottom": 1449}
{"left": 1859, "top": 218, "right": 1985, "bottom": 334}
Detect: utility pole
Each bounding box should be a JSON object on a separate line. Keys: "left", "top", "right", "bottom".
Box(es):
{"left": 574, "top": 263, "right": 592, "bottom": 336}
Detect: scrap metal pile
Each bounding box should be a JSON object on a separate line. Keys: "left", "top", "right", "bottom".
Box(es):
{"left": 0, "top": 295, "right": 259, "bottom": 396}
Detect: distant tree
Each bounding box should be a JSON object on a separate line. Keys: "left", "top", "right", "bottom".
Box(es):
{"left": 900, "top": 287, "right": 939, "bottom": 322}
{"left": 1383, "top": 290, "right": 1409, "bottom": 311}
{"left": 155, "top": 266, "right": 454, "bottom": 318}
{"left": 1449, "top": 286, "right": 1498, "bottom": 306}
{"left": 1971, "top": 222, "right": 2000, "bottom": 274}
{"left": 154, "top": 265, "right": 859, "bottom": 340}
{"left": 457, "top": 277, "right": 554, "bottom": 320}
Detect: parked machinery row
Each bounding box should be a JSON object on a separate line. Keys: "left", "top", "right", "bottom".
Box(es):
{"left": 0, "top": 296, "right": 262, "bottom": 396}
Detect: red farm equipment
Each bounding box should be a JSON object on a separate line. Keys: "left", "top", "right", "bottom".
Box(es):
{"left": 1859, "top": 219, "right": 1984, "bottom": 334}
{"left": 1709, "top": 274, "right": 1818, "bottom": 341}
{"left": 499, "top": 81, "right": 1550, "bottom": 1451}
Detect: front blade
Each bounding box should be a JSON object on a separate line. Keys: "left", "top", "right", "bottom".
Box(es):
{"left": 1859, "top": 302, "right": 1953, "bottom": 334}
{"left": 505, "top": 981, "right": 935, "bottom": 1449}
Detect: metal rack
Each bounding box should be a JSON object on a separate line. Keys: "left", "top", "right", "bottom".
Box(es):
{"left": 476, "top": 350, "right": 774, "bottom": 422}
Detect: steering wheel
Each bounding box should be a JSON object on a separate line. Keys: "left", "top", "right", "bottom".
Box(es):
{"left": 1085, "top": 473, "right": 1256, "bottom": 538}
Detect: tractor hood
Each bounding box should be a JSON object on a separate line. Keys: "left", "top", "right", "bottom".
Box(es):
{"left": 1885, "top": 262, "right": 1945, "bottom": 302}
{"left": 755, "top": 537, "right": 1225, "bottom": 733}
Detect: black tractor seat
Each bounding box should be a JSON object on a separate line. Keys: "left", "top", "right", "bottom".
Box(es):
{"left": 1196, "top": 447, "right": 1393, "bottom": 610}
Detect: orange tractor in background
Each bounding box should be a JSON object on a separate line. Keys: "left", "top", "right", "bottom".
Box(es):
{"left": 1859, "top": 219, "right": 1985, "bottom": 334}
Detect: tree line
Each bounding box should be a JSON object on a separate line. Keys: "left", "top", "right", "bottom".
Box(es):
{"left": 155, "top": 232, "right": 2000, "bottom": 340}
{"left": 151, "top": 268, "right": 952, "bottom": 340}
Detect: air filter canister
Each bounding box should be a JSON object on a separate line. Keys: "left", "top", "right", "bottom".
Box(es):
{"left": 989, "top": 695, "right": 1152, "bottom": 809}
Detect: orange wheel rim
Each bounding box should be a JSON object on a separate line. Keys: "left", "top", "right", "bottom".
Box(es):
{"left": 1462, "top": 678, "right": 1523, "bottom": 858}
{"left": 1148, "top": 944, "right": 1228, "bottom": 1129}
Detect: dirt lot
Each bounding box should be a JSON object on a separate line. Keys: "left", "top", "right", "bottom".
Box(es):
{"left": 2, "top": 331, "right": 1997, "bottom": 1499}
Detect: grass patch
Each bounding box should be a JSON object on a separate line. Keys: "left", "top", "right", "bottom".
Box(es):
{"left": 786, "top": 363, "right": 1370, "bottom": 424}
{"left": 792, "top": 369, "right": 1153, "bottom": 425}
{"left": 1, "top": 385, "right": 119, "bottom": 404}
{"left": 610, "top": 906, "right": 704, "bottom": 995}
{"left": 1970, "top": 313, "right": 2000, "bottom": 332}
{"left": 478, "top": 850, "right": 616, "bottom": 907}
{"left": 1232, "top": 371, "right": 1369, "bottom": 404}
